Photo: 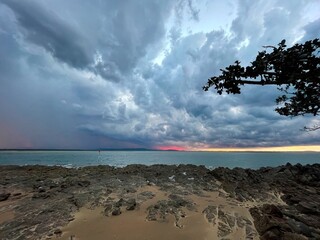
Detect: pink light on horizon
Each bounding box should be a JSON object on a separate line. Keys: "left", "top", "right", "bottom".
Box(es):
{"left": 154, "top": 145, "right": 186, "bottom": 151}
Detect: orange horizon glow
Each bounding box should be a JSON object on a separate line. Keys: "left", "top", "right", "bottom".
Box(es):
{"left": 188, "top": 145, "right": 320, "bottom": 152}
{"left": 154, "top": 145, "right": 320, "bottom": 152}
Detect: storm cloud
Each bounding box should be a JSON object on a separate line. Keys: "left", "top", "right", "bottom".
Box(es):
{"left": 0, "top": 0, "right": 319, "bottom": 149}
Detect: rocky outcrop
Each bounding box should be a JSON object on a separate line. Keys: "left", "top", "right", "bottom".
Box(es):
{"left": 203, "top": 205, "right": 257, "bottom": 239}
{"left": 146, "top": 194, "right": 192, "bottom": 227}
{"left": 0, "top": 163, "right": 320, "bottom": 239}
{"left": 211, "top": 163, "right": 320, "bottom": 239}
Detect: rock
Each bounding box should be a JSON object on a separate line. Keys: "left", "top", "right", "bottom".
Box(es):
{"left": 202, "top": 205, "right": 217, "bottom": 224}
{"left": 78, "top": 180, "right": 90, "bottom": 187}
{"left": 38, "top": 187, "right": 46, "bottom": 193}
{"left": 218, "top": 209, "right": 235, "bottom": 228}
{"left": 32, "top": 192, "right": 50, "bottom": 199}
{"left": 168, "top": 194, "right": 194, "bottom": 210}
{"left": 70, "top": 194, "right": 88, "bottom": 208}
{"left": 114, "top": 198, "right": 124, "bottom": 208}
{"left": 261, "top": 204, "right": 283, "bottom": 218}
{"left": 112, "top": 207, "right": 121, "bottom": 216}
{"left": 104, "top": 203, "right": 113, "bottom": 216}
{"left": 53, "top": 229, "right": 62, "bottom": 235}
{"left": 236, "top": 215, "right": 252, "bottom": 228}
{"left": 296, "top": 201, "right": 319, "bottom": 215}
{"left": 246, "top": 225, "right": 258, "bottom": 239}
{"left": 138, "top": 191, "right": 155, "bottom": 200}
{"left": 0, "top": 193, "right": 10, "bottom": 201}
{"left": 124, "top": 187, "right": 136, "bottom": 193}
{"left": 146, "top": 208, "right": 158, "bottom": 221}
{"left": 126, "top": 198, "right": 136, "bottom": 211}
{"left": 250, "top": 204, "right": 292, "bottom": 239}
{"left": 1, "top": 163, "right": 320, "bottom": 240}
{"left": 218, "top": 222, "right": 232, "bottom": 237}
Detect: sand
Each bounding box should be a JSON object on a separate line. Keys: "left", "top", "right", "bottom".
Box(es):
{"left": 54, "top": 186, "right": 257, "bottom": 240}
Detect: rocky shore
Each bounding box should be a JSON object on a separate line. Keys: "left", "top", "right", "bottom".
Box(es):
{"left": 0, "top": 163, "right": 319, "bottom": 240}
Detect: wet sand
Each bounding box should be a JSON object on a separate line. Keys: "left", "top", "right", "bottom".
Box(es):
{"left": 56, "top": 186, "right": 257, "bottom": 240}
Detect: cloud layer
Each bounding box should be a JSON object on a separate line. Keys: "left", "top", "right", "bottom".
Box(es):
{"left": 0, "top": 0, "right": 319, "bottom": 149}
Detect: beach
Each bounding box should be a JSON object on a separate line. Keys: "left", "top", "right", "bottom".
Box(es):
{"left": 1, "top": 163, "right": 320, "bottom": 239}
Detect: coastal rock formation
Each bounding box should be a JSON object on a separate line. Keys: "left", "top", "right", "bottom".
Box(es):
{"left": 0, "top": 163, "right": 319, "bottom": 239}
{"left": 211, "top": 163, "right": 320, "bottom": 239}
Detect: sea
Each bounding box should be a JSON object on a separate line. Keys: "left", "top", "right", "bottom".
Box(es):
{"left": 0, "top": 150, "right": 319, "bottom": 169}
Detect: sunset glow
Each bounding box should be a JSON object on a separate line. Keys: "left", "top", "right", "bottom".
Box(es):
{"left": 189, "top": 145, "right": 320, "bottom": 152}
{"left": 154, "top": 146, "right": 187, "bottom": 151}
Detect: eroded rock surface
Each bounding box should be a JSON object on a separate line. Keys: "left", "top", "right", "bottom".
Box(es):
{"left": 0, "top": 163, "right": 319, "bottom": 239}
{"left": 211, "top": 163, "right": 320, "bottom": 239}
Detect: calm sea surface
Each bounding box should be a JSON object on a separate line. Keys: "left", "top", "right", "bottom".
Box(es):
{"left": 0, "top": 151, "right": 319, "bottom": 169}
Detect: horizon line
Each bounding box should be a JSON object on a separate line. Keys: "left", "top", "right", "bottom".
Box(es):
{"left": 0, "top": 145, "right": 319, "bottom": 152}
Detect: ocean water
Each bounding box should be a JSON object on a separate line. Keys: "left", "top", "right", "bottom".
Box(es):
{"left": 0, "top": 151, "right": 319, "bottom": 169}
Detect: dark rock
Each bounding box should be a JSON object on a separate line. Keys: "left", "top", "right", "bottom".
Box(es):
{"left": 296, "top": 201, "right": 319, "bottom": 215}
{"left": 104, "top": 203, "right": 113, "bottom": 216}
{"left": 138, "top": 191, "right": 155, "bottom": 200}
{"left": 262, "top": 204, "right": 283, "bottom": 218}
{"left": 218, "top": 222, "right": 232, "bottom": 237}
{"left": 146, "top": 208, "right": 158, "bottom": 221}
{"left": 167, "top": 194, "right": 194, "bottom": 210}
{"left": 32, "top": 192, "right": 50, "bottom": 199}
{"left": 78, "top": 180, "right": 91, "bottom": 187}
{"left": 114, "top": 198, "right": 124, "bottom": 208}
{"left": 112, "top": 207, "right": 121, "bottom": 216}
{"left": 202, "top": 205, "right": 217, "bottom": 223}
{"left": 53, "top": 228, "right": 62, "bottom": 235}
{"left": 283, "top": 232, "right": 309, "bottom": 240}
{"left": 124, "top": 187, "right": 136, "bottom": 193}
{"left": 0, "top": 193, "right": 10, "bottom": 201}
{"left": 250, "top": 204, "right": 292, "bottom": 239}
{"left": 70, "top": 194, "right": 88, "bottom": 208}
{"left": 126, "top": 198, "right": 136, "bottom": 211}
{"left": 218, "top": 209, "right": 235, "bottom": 228}
{"left": 236, "top": 215, "right": 252, "bottom": 228}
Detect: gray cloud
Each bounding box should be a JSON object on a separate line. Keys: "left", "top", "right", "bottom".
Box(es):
{"left": 0, "top": 0, "right": 319, "bottom": 149}
{"left": 303, "top": 18, "right": 320, "bottom": 41}
{"left": 2, "top": 0, "right": 92, "bottom": 69}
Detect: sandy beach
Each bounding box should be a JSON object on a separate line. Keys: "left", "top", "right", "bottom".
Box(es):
{"left": 55, "top": 186, "right": 258, "bottom": 240}
{"left": 1, "top": 163, "right": 320, "bottom": 239}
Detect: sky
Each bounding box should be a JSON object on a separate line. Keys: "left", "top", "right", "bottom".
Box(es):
{"left": 0, "top": 0, "right": 319, "bottom": 150}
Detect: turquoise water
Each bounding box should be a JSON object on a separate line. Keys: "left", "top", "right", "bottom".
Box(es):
{"left": 0, "top": 151, "right": 319, "bottom": 169}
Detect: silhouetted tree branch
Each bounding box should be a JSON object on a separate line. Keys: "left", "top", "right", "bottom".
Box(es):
{"left": 303, "top": 124, "right": 320, "bottom": 132}
{"left": 204, "top": 39, "right": 320, "bottom": 130}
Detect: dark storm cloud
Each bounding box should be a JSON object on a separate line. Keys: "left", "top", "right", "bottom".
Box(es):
{"left": 1, "top": 0, "right": 172, "bottom": 82}
{"left": 0, "top": 0, "right": 319, "bottom": 149}
{"left": 2, "top": 0, "right": 91, "bottom": 69}
{"left": 303, "top": 18, "right": 320, "bottom": 41}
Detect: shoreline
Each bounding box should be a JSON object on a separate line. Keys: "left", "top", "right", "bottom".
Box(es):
{"left": 1, "top": 163, "right": 320, "bottom": 239}
{"left": 1, "top": 151, "right": 319, "bottom": 170}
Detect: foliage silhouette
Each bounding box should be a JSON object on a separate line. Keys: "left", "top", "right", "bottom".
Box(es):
{"left": 204, "top": 39, "right": 320, "bottom": 130}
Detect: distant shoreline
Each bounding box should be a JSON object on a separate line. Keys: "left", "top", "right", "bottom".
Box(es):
{"left": 0, "top": 150, "right": 319, "bottom": 170}
{"left": 0, "top": 149, "right": 319, "bottom": 153}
